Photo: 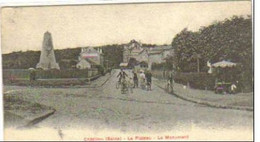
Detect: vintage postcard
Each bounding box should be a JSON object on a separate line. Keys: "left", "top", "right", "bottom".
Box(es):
{"left": 1, "top": 0, "right": 253, "bottom": 141}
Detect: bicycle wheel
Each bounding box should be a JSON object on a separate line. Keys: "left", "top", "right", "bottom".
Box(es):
{"left": 165, "top": 83, "right": 169, "bottom": 92}
{"left": 121, "top": 82, "right": 126, "bottom": 94}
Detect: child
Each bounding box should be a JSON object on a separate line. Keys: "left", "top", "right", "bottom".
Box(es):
{"left": 230, "top": 83, "right": 237, "bottom": 94}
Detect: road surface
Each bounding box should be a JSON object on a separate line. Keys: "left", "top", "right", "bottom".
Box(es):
{"left": 4, "top": 69, "right": 253, "bottom": 140}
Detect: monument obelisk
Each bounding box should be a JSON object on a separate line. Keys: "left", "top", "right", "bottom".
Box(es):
{"left": 36, "top": 31, "right": 60, "bottom": 70}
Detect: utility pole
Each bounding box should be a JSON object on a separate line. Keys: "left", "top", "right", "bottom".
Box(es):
{"left": 194, "top": 53, "right": 201, "bottom": 73}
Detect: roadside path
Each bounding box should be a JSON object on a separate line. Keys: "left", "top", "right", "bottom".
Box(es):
{"left": 154, "top": 78, "right": 253, "bottom": 111}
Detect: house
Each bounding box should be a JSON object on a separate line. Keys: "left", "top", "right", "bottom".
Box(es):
{"left": 123, "top": 39, "right": 145, "bottom": 63}
{"left": 123, "top": 40, "right": 174, "bottom": 70}
{"left": 147, "top": 45, "right": 173, "bottom": 69}
{"left": 76, "top": 59, "right": 91, "bottom": 69}
{"left": 76, "top": 47, "right": 103, "bottom": 69}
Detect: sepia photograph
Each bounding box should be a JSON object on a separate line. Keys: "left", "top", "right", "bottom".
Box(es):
{"left": 1, "top": 0, "right": 253, "bottom": 141}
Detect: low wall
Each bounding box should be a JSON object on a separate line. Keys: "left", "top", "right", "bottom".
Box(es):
{"left": 2, "top": 68, "right": 99, "bottom": 80}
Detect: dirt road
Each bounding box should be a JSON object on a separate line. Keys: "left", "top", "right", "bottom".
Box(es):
{"left": 3, "top": 69, "right": 253, "bottom": 140}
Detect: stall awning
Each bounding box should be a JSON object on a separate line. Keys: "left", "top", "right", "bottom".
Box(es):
{"left": 212, "top": 60, "right": 237, "bottom": 68}
{"left": 120, "top": 63, "right": 128, "bottom": 67}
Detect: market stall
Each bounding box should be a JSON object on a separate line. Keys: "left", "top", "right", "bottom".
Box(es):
{"left": 210, "top": 60, "right": 239, "bottom": 94}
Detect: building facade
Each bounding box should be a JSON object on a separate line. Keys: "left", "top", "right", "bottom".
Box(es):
{"left": 123, "top": 40, "right": 174, "bottom": 69}
{"left": 76, "top": 47, "right": 103, "bottom": 69}
{"left": 123, "top": 40, "right": 145, "bottom": 63}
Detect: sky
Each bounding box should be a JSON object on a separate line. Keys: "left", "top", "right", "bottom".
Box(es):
{"left": 1, "top": 1, "right": 251, "bottom": 54}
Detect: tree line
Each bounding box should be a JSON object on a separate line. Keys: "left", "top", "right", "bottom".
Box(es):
{"left": 2, "top": 45, "right": 124, "bottom": 69}
{"left": 168, "top": 15, "right": 252, "bottom": 90}
{"left": 2, "top": 41, "right": 164, "bottom": 70}
{"left": 171, "top": 15, "right": 252, "bottom": 73}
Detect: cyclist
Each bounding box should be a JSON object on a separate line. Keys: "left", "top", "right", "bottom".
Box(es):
{"left": 117, "top": 69, "right": 128, "bottom": 83}
{"left": 117, "top": 69, "right": 128, "bottom": 92}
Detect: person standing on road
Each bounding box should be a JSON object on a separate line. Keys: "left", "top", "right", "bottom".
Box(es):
{"left": 133, "top": 71, "right": 138, "bottom": 88}
{"left": 168, "top": 71, "right": 174, "bottom": 84}
{"left": 145, "top": 70, "right": 152, "bottom": 91}
{"left": 139, "top": 70, "right": 146, "bottom": 89}
{"left": 167, "top": 70, "right": 175, "bottom": 92}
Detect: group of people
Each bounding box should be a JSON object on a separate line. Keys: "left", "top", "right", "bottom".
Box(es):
{"left": 117, "top": 68, "right": 153, "bottom": 93}
{"left": 136, "top": 69, "right": 152, "bottom": 91}
{"left": 214, "top": 79, "right": 238, "bottom": 94}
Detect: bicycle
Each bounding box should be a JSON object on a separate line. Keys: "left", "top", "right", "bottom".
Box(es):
{"left": 127, "top": 79, "right": 134, "bottom": 94}
{"left": 121, "top": 78, "right": 128, "bottom": 94}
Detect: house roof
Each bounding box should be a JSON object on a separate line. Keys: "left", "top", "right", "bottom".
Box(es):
{"left": 147, "top": 45, "right": 173, "bottom": 55}
{"left": 124, "top": 40, "right": 143, "bottom": 51}
{"left": 85, "top": 58, "right": 99, "bottom": 65}
{"left": 81, "top": 47, "right": 100, "bottom": 54}
{"left": 148, "top": 50, "right": 163, "bottom": 55}
{"left": 148, "top": 45, "right": 172, "bottom": 51}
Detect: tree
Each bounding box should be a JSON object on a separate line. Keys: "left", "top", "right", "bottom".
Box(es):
{"left": 171, "top": 15, "right": 252, "bottom": 91}
{"left": 101, "top": 44, "right": 124, "bottom": 68}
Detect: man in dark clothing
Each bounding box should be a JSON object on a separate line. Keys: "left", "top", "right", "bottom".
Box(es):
{"left": 145, "top": 71, "right": 152, "bottom": 91}
{"left": 168, "top": 71, "right": 174, "bottom": 85}
{"left": 166, "top": 70, "right": 175, "bottom": 93}
{"left": 133, "top": 71, "right": 138, "bottom": 88}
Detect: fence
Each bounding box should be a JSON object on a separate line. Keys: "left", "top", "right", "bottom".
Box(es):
{"left": 3, "top": 69, "right": 30, "bottom": 80}
{"left": 2, "top": 68, "right": 99, "bottom": 80}
{"left": 151, "top": 70, "right": 166, "bottom": 80}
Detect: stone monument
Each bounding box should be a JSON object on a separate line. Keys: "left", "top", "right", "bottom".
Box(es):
{"left": 36, "top": 31, "right": 60, "bottom": 70}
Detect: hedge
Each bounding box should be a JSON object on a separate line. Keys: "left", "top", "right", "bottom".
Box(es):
{"left": 3, "top": 68, "right": 99, "bottom": 80}
{"left": 36, "top": 69, "right": 90, "bottom": 79}
{"left": 152, "top": 70, "right": 215, "bottom": 90}
{"left": 173, "top": 72, "right": 215, "bottom": 90}
{"left": 151, "top": 62, "right": 173, "bottom": 70}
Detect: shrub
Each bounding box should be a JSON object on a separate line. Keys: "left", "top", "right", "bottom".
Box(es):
{"left": 174, "top": 72, "right": 215, "bottom": 90}
{"left": 36, "top": 69, "right": 90, "bottom": 79}
{"left": 151, "top": 62, "right": 172, "bottom": 70}
{"left": 96, "top": 65, "right": 105, "bottom": 75}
